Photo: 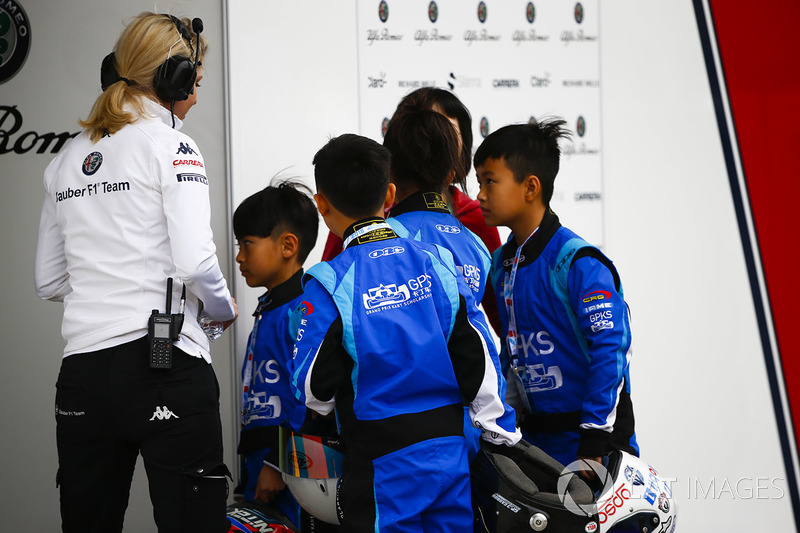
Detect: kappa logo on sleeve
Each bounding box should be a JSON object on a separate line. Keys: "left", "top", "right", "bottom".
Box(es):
{"left": 175, "top": 142, "right": 196, "bottom": 155}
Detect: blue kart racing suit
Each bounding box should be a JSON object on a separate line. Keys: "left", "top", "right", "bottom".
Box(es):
{"left": 387, "top": 191, "right": 504, "bottom": 461}
{"left": 290, "top": 219, "right": 520, "bottom": 533}
{"left": 490, "top": 209, "right": 638, "bottom": 467}
{"left": 239, "top": 270, "right": 308, "bottom": 522}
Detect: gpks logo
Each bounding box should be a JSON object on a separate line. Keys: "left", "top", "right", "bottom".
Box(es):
{"left": 363, "top": 283, "right": 411, "bottom": 310}
{"left": 0, "top": 0, "right": 31, "bottom": 85}
{"left": 363, "top": 274, "right": 433, "bottom": 313}
{"left": 82, "top": 152, "right": 103, "bottom": 176}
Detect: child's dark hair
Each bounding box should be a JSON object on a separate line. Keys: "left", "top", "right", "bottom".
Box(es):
{"left": 392, "top": 87, "right": 473, "bottom": 188}
{"left": 233, "top": 179, "right": 319, "bottom": 263}
{"left": 383, "top": 109, "right": 463, "bottom": 196}
{"left": 312, "top": 134, "right": 391, "bottom": 219}
{"left": 473, "top": 119, "right": 571, "bottom": 206}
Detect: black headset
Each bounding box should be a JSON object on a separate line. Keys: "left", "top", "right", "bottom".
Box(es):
{"left": 100, "top": 15, "right": 203, "bottom": 103}
{"left": 153, "top": 15, "right": 204, "bottom": 103}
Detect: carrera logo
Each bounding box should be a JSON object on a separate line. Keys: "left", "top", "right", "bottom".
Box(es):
{"left": 173, "top": 159, "right": 204, "bottom": 168}
{"left": 582, "top": 290, "right": 610, "bottom": 303}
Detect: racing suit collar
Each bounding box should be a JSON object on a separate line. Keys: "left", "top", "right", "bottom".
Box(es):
{"left": 500, "top": 208, "right": 562, "bottom": 270}
{"left": 342, "top": 218, "right": 398, "bottom": 249}
{"left": 253, "top": 269, "right": 304, "bottom": 316}
{"left": 388, "top": 190, "right": 451, "bottom": 217}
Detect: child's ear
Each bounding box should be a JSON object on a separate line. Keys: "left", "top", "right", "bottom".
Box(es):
{"left": 384, "top": 183, "right": 397, "bottom": 211}
{"left": 314, "top": 193, "right": 330, "bottom": 217}
{"left": 525, "top": 175, "right": 541, "bottom": 201}
{"left": 278, "top": 232, "right": 298, "bottom": 259}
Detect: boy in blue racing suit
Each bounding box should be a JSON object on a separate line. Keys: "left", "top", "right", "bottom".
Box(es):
{"left": 474, "top": 120, "right": 638, "bottom": 470}
{"left": 290, "top": 134, "right": 521, "bottom": 533}
{"left": 234, "top": 182, "right": 334, "bottom": 530}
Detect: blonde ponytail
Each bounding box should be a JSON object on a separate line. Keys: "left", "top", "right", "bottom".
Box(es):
{"left": 79, "top": 12, "right": 207, "bottom": 143}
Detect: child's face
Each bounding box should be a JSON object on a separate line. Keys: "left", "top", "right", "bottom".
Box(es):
{"left": 235, "top": 234, "right": 285, "bottom": 289}
{"left": 476, "top": 157, "right": 528, "bottom": 228}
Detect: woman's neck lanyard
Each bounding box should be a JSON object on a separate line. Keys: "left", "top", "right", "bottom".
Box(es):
{"left": 342, "top": 221, "right": 393, "bottom": 250}
{"left": 504, "top": 228, "right": 538, "bottom": 370}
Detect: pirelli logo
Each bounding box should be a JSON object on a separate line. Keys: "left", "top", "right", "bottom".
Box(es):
{"left": 176, "top": 173, "right": 208, "bottom": 185}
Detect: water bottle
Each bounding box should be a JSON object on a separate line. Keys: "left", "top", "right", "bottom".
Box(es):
{"left": 198, "top": 314, "right": 224, "bottom": 341}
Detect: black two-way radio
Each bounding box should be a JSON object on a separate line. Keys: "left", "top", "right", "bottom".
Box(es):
{"left": 148, "top": 278, "right": 185, "bottom": 369}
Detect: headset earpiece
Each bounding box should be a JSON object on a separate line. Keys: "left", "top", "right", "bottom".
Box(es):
{"left": 153, "top": 15, "right": 203, "bottom": 103}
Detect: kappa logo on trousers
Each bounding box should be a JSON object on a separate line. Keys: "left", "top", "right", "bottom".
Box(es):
{"left": 149, "top": 406, "right": 180, "bottom": 421}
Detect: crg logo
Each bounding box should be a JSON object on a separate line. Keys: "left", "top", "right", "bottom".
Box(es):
{"left": 435, "top": 224, "right": 461, "bottom": 234}
{"left": 369, "top": 246, "right": 405, "bottom": 258}
{"left": 582, "top": 290, "right": 610, "bottom": 303}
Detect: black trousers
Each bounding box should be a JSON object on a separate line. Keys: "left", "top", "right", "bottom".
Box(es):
{"left": 55, "top": 337, "right": 230, "bottom": 533}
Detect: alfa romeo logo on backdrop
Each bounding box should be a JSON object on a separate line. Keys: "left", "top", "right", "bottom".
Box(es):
{"left": 527, "top": 2, "right": 535, "bottom": 24}
{"left": 574, "top": 2, "right": 584, "bottom": 24}
{"left": 576, "top": 115, "right": 586, "bottom": 137}
{"left": 0, "top": 0, "right": 31, "bottom": 84}
{"left": 477, "top": 2, "right": 487, "bottom": 23}
{"left": 480, "top": 116, "right": 490, "bottom": 138}
{"left": 378, "top": 0, "right": 389, "bottom": 23}
{"left": 428, "top": 1, "right": 438, "bottom": 23}
{"left": 381, "top": 117, "right": 390, "bottom": 137}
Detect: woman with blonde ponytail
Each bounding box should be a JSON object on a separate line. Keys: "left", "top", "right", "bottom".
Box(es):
{"left": 34, "top": 12, "right": 237, "bottom": 533}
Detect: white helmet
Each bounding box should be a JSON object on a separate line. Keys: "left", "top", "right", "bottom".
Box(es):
{"left": 472, "top": 440, "right": 677, "bottom": 533}
{"left": 595, "top": 450, "right": 677, "bottom": 533}
{"left": 280, "top": 431, "right": 345, "bottom": 525}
